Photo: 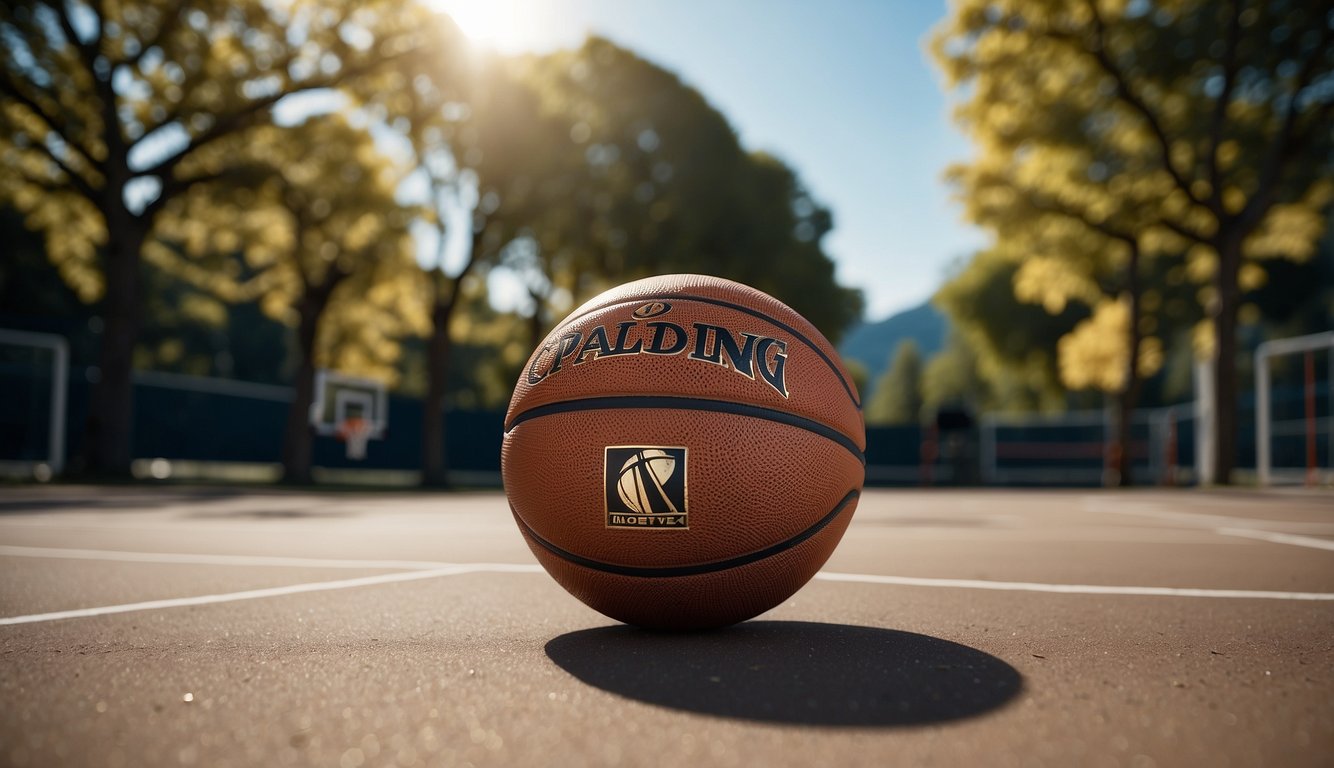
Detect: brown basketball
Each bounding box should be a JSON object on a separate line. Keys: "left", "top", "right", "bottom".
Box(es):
{"left": 502, "top": 274, "right": 865, "bottom": 630}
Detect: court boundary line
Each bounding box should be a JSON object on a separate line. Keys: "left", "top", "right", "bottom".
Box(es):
{"left": 0, "top": 563, "right": 543, "bottom": 626}
{"left": 812, "top": 572, "right": 1334, "bottom": 600}
{"left": 1213, "top": 528, "right": 1334, "bottom": 552}
{"left": 1080, "top": 497, "right": 1334, "bottom": 535}
{"left": 0, "top": 544, "right": 456, "bottom": 570}
{"left": 2, "top": 545, "right": 1331, "bottom": 626}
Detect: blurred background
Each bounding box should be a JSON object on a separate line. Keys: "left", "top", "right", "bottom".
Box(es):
{"left": 1, "top": 0, "right": 1330, "bottom": 488}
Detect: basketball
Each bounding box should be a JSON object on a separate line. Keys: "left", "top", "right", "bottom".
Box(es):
{"left": 501, "top": 274, "right": 865, "bottom": 630}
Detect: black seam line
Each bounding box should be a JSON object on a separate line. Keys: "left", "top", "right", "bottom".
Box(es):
{"left": 514, "top": 489, "right": 860, "bottom": 579}
{"left": 504, "top": 395, "right": 866, "bottom": 464}
{"left": 559, "top": 293, "right": 862, "bottom": 410}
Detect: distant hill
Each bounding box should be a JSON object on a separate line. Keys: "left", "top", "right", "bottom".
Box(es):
{"left": 838, "top": 301, "right": 948, "bottom": 383}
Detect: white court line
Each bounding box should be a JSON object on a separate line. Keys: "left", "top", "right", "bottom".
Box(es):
{"left": 0, "top": 563, "right": 543, "bottom": 626}
{"left": 1080, "top": 497, "right": 1334, "bottom": 535}
{"left": 1214, "top": 528, "right": 1334, "bottom": 552}
{"left": 813, "top": 572, "right": 1334, "bottom": 601}
{"left": 2, "top": 545, "right": 1331, "bottom": 626}
{"left": 0, "top": 545, "right": 453, "bottom": 571}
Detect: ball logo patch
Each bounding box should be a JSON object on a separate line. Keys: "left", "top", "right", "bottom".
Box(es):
{"left": 604, "top": 446, "right": 688, "bottom": 529}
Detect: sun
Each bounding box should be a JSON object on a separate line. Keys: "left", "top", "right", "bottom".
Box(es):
{"left": 432, "top": 0, "right": 560, "bottom": 54}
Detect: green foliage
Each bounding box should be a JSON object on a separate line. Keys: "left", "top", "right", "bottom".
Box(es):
{"left": 933, "top": 0, "right": 1334, "bottom": 479}
{"left": 842, "top": 358, "right": 870, "bottom": 406}
{"left": 3, "top": 2, "right": 862, "bottom": 465}
{"left": 921, "top": 330, "right": 990, "bottom": 417}
{"left": 934, "top": 251, "right": 1084, "bottom": 411}
{"left": 157, "top": 115, "right": 425, "bottom": 384}
{"left": 865, "top": 340, "right": 924, "bottom": 425}
{"left": 0, "top": 0, "right": 453, "bottom": 473}
{"left": 0, "top": 0, "right": 448, "bottom": 298}
{"left": 517, "top": 38, "right": 863, "bottom": 343}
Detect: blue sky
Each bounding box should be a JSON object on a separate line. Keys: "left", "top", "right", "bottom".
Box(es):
{"left": 432, "top": 0, "right": 987, "bottom": 320}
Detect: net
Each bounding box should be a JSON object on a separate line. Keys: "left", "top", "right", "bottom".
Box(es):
{"left": 336, "top": 416, "right": 374, "bottom": 461}
{"left": 979, "top": 405, "right": 1189, "bottom": 486}
{"left": 0, "top": 329, "right": 68, "bottom": 479}
{"left": 1256, "top": 332, "right": 1333, "bottom": 486}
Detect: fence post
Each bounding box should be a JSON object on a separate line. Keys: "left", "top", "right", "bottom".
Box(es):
{"left": 1195, "top": 359, "right": 1216, "bottom": 486}
{"left": 980, "top": 416, "right": 996, "bottom": 485}
{"left": 1306, "top": 350, "right": 1317, "bottom": 487}
{"left": 1255, "top": 346, "right": 1271, "bottom": 487}
{"left": 919, "top": 423, "right": 938, "bottom": 487}
{"left": 1164, "top": 409, "right": 1178, "bottom": 486}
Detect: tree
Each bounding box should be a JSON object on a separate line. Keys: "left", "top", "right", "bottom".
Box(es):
{"left": 866, "top": 340, "right": 924, "bottom": 425}
{"left": 935, "top": 249, "right": 1087, "bottom": 412}
{"left": 392, "top": 34, "right": 864, "bottom": 486}
{"left": 405, "top": 54, "right": 584, "bottom": 486}
{"left": 155, "top": 115, "right": 421, "bottom": 483}
{"left": 0, "top": 0, "right": 444, "bottom": 476}
{"left": 516, "top": 37, "right": 864, "bottom": 344}
{"left": 922, "top": 329, "right": 991, "bottom": 417}
{"left": 945, "top": 148, "right": 1166, "bottom": 484}
{"left": 934, "top": 0, "right": 1334, "bottom": 482}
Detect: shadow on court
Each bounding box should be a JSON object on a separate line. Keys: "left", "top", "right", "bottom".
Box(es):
{"left": 545, "top": 621, "right": 1022, "bottom": 727}
{"left": 0, "top": 488, "right": 250, "bottom": 515}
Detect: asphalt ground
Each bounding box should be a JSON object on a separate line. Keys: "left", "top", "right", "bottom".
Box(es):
{"left": 1, "top": 486, "right": 1331, "bottom": 768}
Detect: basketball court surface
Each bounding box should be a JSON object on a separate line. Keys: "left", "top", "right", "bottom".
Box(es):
{"left": 2, "top": 486, "right": 1331, "bottom": 767}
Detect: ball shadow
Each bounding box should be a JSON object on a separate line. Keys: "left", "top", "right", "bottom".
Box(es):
{"left": 545, "top": 621, "right": 1022, "bottom": 727}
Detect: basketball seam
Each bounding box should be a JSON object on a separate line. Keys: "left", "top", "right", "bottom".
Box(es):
{"left": 548, "top": 293, "right": 862, "bottom": 410}
{"left": 512, "top": 489, "right": 859, "bottom": 578}
{"left": 504, "top": 395, "right": 866, "bottom": 463}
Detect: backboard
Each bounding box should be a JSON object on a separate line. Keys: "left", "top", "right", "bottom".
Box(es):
{"left": 309, "top": 369, "right": 387, "bottom": 439}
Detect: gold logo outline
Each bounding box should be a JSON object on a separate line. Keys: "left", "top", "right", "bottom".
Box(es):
{"left": 603, "top": 444, "right": 690, "bottom": 530}
{"left": 631, "top": 301, "right": 673, "bottom": 319}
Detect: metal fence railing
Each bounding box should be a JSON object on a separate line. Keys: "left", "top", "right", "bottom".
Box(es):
{"left": 6, "top": 327, "right": 1327, "bottom": 487}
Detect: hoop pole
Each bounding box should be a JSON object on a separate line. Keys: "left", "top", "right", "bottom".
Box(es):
{"left": 980, "top": 417, "right": 996, "bottom": 484}
{"left": 1306, "top": 350, "right": 1317, "bottom": 487}
{"left": 919, "top": 423, "right": 938, "bottom": 487}
{"left": 1164, "top": 410, "right": 1177, "bottom": 487}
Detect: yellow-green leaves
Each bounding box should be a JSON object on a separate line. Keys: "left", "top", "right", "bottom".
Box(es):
{"left": 1058, "top": 298, "right": 1164, "bottom": 392}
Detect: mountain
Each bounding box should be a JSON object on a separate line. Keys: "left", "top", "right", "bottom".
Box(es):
{"left": 838, "top": 301, "right": 948, "bottom": 382}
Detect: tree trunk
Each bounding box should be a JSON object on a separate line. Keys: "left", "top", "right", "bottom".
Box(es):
{"left": 528, "top": 287, "right": 547, "bottom": 351}
{"left": 1210, "top": 231, "right": 1244, "bottom": 485}
{"left": 1111, "top": 243, "right": 1143, "bottom": 487}
{"left": 421, "top": 231, "right": 483, "bottom": 487}
{"left": 82, "top": 214, "right": 146, "bottom": 478}
{"left": 281, "top": 294, "right": 326, "bottom": 484}
{"left": 421, "top": 290, "right": 456, "bottom": 487}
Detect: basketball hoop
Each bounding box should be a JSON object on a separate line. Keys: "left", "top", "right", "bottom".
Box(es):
{"left": 335, "top": 417, "right": 373, "bottom": 461}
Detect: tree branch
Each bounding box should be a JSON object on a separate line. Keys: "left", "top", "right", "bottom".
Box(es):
{"left": 135, "top": 50, "right": 411, "bottom": 184}
{"left": 1205, "top": 0, "right": 1243, "bottom": 219}
{"left": 15, "top": 165, "right": 73, "bottom": 195}
{"left": 1023, "top": 189, "right": 1137, "bottom": 246}
{"left": 123, "top": 3, "right": 183, "bottom": 70}
{"left": 442, "top": 226, "right": 485, "bottom": 308}
{"left": 0, "top": 88, "right": 101, "bottom": 200}
{"left": 48, "top": 0, "right": 99, "bottom": 72}
{"left": 313, "top": 260, "right": 351, "bottom": 302}
{"left": 1156, "top": 216, "right": 1209, "bottom": 245}
{"left": 1074, "top": 0, "right": 1208, "bottom": 210}
{"left": 138, "top": 168, "right": 232, "bottom": 224}
{"left": 3, "top": 5, "right": 111, "bottom": 178}
{"left": 0, "top": 67, "right": 100, "bottom": 182}
{"left": 1238, "top": 22, "right": 1334, "bottom": 233}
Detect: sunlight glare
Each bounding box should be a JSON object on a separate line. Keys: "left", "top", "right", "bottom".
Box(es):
{"left": 431, "top": 0, "right": 567, "bottom": 54}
